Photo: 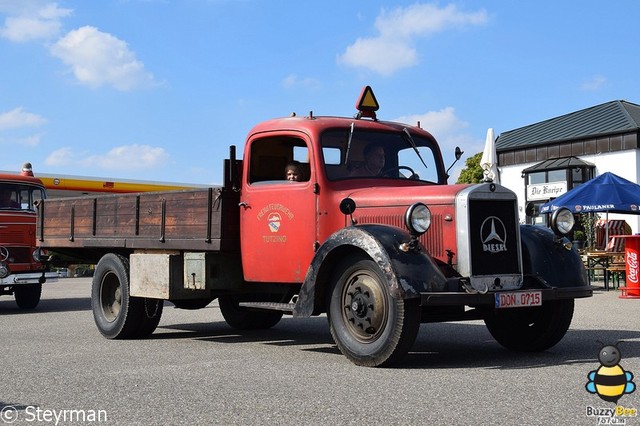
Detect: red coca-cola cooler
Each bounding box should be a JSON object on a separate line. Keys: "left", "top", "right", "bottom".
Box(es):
{"left": 621, "top": 235, "right": 640, "bottom": 299}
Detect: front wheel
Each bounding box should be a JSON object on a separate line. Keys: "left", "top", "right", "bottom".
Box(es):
{"left": 484, "top": 299, "right": 574, "bottom": 352}
{"left": 14, "top": 284, "right": 42, "bottom": 309}
{"left": 327, "top": 256, "right": 420, "bottom": 367}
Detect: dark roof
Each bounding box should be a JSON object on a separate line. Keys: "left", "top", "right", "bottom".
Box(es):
{"left": 496, "top": 100, "right": 640, "bottom": 150}
{"left": 521, "top": 156, "right": 594, "bottom": 173}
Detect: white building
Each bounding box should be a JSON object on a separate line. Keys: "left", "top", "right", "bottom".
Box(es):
{"left": 496, "top": 100, "right": 640, "bottom": 235}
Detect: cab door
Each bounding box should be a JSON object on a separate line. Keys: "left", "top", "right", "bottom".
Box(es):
{"left": 239, "top": 135, "right": 317, "bottom": 283}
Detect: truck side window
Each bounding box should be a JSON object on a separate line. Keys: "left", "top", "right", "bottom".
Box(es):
{"left": 249, "top": 136, "right": 310, "bottom": 184}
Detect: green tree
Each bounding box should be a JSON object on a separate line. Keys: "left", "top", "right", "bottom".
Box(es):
{"left": 457, "top": 152, "right": 484, "bottom": 184}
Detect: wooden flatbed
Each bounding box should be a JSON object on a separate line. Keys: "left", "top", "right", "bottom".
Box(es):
{"left": 37, "top": 187, "right": 240, "bottom": 254}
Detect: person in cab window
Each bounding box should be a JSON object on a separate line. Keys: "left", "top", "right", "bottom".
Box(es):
{"left": 350, "top": 143, "right": 385, "bottom": 177}
{"left": 285, "top": 161, "right": 304, "bottom": 182}
{"left": 0, "top": 190, "right": 20, "bottom": 208}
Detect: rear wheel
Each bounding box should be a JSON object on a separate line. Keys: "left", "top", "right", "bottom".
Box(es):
{"left": 172, "top": 299, "right": 213, "bottom": 310}
{"left": 327, "top": 256, "right": 420, "bottom": 367}
{"left": 14, "top": 284, "right": 42, "bottom": 309}
{"left": 136, "top": 298, "right": 164, "bottom": 338}
{"left": 91, "top": 253, "right": 162, "bottom": 339}
{"left": 484, "top": 299, "right": 574, "bottom": 351}
{"left": 219, "top": 293, "right": 286, "bottom": 330}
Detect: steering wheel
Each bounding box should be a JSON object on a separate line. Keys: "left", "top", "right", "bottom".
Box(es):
{"left": 382, "top": 166, "right": 418, "bottom": 179}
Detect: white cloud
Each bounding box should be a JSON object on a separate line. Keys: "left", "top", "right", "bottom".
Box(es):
{"left": 338, "top": 38, "right": 417, "bottom": 76}
{"left": 282, "top": 74, "right": 321, "bottom": 90}
{"left": 0, "top": 107, "right": 47, "bottom": 130}
{"left": 19, "top": 133, "right": 43, "bottom": 147}
{"left": 395, "top": 106, "right": 468, "bottom": 138}
{"left": 581, "top": 75, "right": 606, "bottom": 91}
{"left": 50, "top": 26, "right": 158, "bottom": 91}
{"left": 394, "top": 106, "right": 481, "bottom": 178}
{"left": 89, "top": 144, "right": 169, "bottom": 169}
{"left": 44, "top": 147, "right": 73, "bottom": 166}
{"left": 0, "top": 2, "right": 72, "bottom": 42}
{"left": 339, "top": 3, "right": 488, "bottom": 75}
{"left": 0, "top": 133, "right": 43, "bottom": 148}
{"left": 375, "top": 3, "right": 488, "bottom": 38}
{"left": 44, "top": 146, "right": 74, "bottom": 166}
{"left": 46, "top": 144, "right": 169, "bottom": 170}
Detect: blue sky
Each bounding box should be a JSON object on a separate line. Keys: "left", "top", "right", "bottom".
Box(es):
{"left": 1, "top": 1, "right": 639, "bottom": 185}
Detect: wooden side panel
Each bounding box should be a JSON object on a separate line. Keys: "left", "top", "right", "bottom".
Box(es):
{"left": 37, "top": 187, "right": 240, "bottom": 252}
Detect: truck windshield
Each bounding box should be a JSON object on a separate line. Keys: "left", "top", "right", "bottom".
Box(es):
{"left": 320, "top": 128, "right": 442, "bottom": 183}
{"left": 0, "top": 183, "right": 45, "bottom": 211}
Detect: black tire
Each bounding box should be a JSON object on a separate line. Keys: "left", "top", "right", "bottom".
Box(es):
{"left": 219, "top": 294, "right": 285, "bottom": 330}
{"left": 91, "top": 253, "right": 148, "bottom": 339}
{"left": 327, "top": 256, "right": 421, "bottom": 367}
{"left": 484, "top": 299, "right": 574, "bottom": 352}
{"left": 136, "top": 298, "right": 164, "bottom": 338}
{"left": 14, "top": 284, "right": 42, "bottom": 309}
{"left": 172, "top": 299, "right": 213, "bottom": 310}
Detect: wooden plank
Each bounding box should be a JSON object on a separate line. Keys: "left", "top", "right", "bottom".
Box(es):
{"left": 37, "top": 187, "right": 240, "bottom": 252}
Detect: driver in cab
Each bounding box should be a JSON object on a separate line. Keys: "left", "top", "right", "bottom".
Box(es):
{"left": 0, "top": 190, "right": 20, "bottom": 209}
{"left": 349, "top": 143, "right": 385, "bottom": 177}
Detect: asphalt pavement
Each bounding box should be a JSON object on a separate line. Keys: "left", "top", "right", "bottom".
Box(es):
{"left": 1, "top": 278, "right": 639, "bottom": 425}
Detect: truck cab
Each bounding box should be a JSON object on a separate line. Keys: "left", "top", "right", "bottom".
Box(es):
{"left": 0, "top": 163, "right": 55, "bottom": 309}
{"left": 240, "top": 110, "right": 445, "bottom": 283}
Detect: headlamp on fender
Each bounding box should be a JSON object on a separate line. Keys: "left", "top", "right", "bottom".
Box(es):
{"left": 550, "top": 207, "right": 575, "bottom": 237}
{"left": 0, "top": 262, "right": 9, "bottom": 279}
{"left": 32, "top": 248, "right": 47, "bottom": 262}
{"left": 404, "top": 203, "right": 431, "bottom": 236}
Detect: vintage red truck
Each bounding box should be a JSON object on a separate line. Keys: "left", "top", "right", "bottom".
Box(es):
{"left": 1, "top": 163, "right": 56, "bottom": 309}
{"left": 36, "top": 87, "right": 591, "bottom": 366}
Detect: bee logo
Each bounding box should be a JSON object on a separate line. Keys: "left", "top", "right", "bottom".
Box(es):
{"left": 586, "top": 342, "right": 636, "bottom": 403}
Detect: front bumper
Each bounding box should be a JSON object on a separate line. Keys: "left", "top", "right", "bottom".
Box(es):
{"left": 0, "top": 272, "right": 58, "bottom": 286}
{"left": 420, "top": 285, "right": 593, "bottom": 307}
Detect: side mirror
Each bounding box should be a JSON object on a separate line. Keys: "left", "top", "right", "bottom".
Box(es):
{"left": 445, "top": 146, "right": 465, "bottom": 178}
{"left": 455, "top": 146, "right": 463, "bottom": 161}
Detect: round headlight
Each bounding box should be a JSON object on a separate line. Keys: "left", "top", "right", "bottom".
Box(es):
{"left": 32, "top": 248, "right": 48, "bottom": 262}
{"left": 550, "top": 207, "right": 575, "bottom": 236}
{"left": 405, "top": 203, "right": 431, "bottom": 235}
{"left": 0, "top": 262, "right": 9, "bottom": 279}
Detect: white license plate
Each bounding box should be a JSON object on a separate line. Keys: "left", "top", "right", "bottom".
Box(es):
{"left": 495, "top": 291, "right": 542, "bottom": 309}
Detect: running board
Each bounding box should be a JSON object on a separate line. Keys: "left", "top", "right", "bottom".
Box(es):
{"left": 238, "top": 302, "right": 296, "bottom": 314}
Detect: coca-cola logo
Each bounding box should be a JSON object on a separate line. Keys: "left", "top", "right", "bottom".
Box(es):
{"left": 627, "top": 251, "right": 638, "bottom": 284}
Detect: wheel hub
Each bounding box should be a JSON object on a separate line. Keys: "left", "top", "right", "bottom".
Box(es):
{"left": 342, "top": 273, "right": 388, "bottom": 342}
{"left": 100, "top": 272, "right": 122, "bottom": 323}
{"left": 350, "top": 294, "right": 368, "bottom": 317}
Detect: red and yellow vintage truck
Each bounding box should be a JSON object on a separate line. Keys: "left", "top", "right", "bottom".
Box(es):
{"left": 36, "top": 87, "right": 591, "bottom": 366}
{"left": 0, "top": 163, "right": 56, "bottom": 309}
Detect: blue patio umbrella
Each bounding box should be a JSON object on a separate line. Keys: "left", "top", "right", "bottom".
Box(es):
{"left": 540, "top": 172, "right": 640, "bottom": 244}
{"left": 540, "top": 172, "right": 640, "bottom": 215}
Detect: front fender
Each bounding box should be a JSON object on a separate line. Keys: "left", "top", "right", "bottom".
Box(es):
{"left": 294, "top": 225, "right": 447, "bottom": 317}
{"left": 520, "top": 225, "right": 589, "bottom": 288}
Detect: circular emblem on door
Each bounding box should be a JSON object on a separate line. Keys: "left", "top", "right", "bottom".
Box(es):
{"left": 268, "top": 213, "right": 282, "bottom": 233}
